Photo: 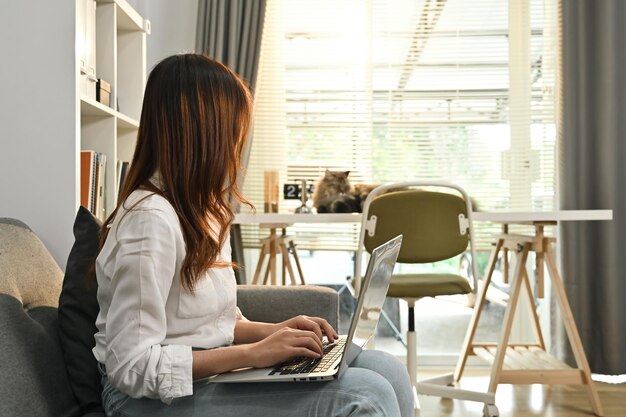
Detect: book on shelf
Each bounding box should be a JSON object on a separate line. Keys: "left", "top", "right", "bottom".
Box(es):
{"left": 80, "top": 150, "right": 107, "bottom": 221}
{"left": 80, "top": 150, "right": 96, "bottom": 211}
{"left": 117, "top": 160, "right": 130, "bottom": 200}
{"left": 116, "top": 159, "right": 123, "bottom": 193}
{"left": 94, "top": 153, "right": 106, "bottom": 221}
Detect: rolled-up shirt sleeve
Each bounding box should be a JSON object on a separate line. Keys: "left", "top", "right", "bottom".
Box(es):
{"left": 103, "top": 208, "right": 193, "bottom": 404}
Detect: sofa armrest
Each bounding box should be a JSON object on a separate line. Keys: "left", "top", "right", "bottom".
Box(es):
{"left": 236, "top": 285, "right": 339, "bottom": 330}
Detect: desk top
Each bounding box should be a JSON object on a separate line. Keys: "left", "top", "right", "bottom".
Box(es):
{"left": 234, "top": 212, "right": 360, "bottom": 224}
{"left": 471, "top": 209, "right": 612, "bottom": 223}
{"left": 234, "top": 209, "right": 613, "bottom": 225}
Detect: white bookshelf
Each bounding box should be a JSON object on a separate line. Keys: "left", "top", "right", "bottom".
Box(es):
{"left": 81, "top": 0, "right": 149, "bottom": 219}
{"left": 0, "top": 0, "right": 149, "bottom": 268}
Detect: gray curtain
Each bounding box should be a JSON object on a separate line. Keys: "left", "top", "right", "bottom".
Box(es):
{"left": 196, "top": 0, "right": 267, "bottom": 284}
{"left": 558, "top": 0, "right": 626, "bottom": 374}
{"left": 196, "top": 0, "right": 266, "bottom": 92}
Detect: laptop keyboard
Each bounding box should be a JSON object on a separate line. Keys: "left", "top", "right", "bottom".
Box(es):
{"left": 269, "top": 338, "right": 346, "bottom": 375}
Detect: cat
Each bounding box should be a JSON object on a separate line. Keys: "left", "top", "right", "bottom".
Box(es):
{"left": 312, "top": 170, "right": 377, "bottom": 213}
{"left": 312, "top": 169, "right": 479, "bottom": 214}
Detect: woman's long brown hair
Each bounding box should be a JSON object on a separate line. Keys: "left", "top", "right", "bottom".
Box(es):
{"left": 98, "top": 54, "right": 253, "bottom": 293}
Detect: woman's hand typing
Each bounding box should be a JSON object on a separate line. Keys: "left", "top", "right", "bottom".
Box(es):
{"left": 246, "top": 327, "right": 324, "bottom": 368}
{"left": 275, "top": 315, "right": 338, "bottom": 344}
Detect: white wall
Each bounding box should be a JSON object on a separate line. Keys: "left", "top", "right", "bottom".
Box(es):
{"left": 127, "top": 0, "right": 199, "bottom": 71}
{"left": 0, "top": 1, "right": 78, "bottom": 268}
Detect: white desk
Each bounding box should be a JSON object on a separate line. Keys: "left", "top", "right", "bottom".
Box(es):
{"left": 472, "top": 209, "right": 612, "bottom": 223}
{"left": 234, "top": 210, "right": 612, "bottom": 225}
{"left": 234, "top": 212, "right": 361, "bottom": 224}
{"left": 234, "top": 211, "right": 611, "bottom": 286}
{"left": 233, "top": 211, "right": 611, "bottom": 287}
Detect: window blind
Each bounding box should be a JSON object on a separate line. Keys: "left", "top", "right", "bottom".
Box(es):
{"left": 242, "top": 0, "right": 558, "bottom": 251}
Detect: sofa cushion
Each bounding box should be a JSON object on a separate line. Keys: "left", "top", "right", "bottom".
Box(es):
{"left": 0, "top": 218, "right": 64, "bottom": 308}
{"left": 237, "top": 285, "right": 339, "bottom": 329}
{"left": 0, "top": 218, "right": 80, "bottom": 417}
{"left": 58, "top": 207, "right": 104, "bottom": 416}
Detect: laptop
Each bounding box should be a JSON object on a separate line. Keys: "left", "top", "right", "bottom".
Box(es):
{"left": 211, "top": 234, "right": 403, "bottom": 383}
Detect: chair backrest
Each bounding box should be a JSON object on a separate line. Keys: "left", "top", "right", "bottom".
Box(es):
{"left": 364, "top": 190, "right": 468, "bottom": 263}
{"left": 354, "top": 181, "right": 478, "bottom": 294}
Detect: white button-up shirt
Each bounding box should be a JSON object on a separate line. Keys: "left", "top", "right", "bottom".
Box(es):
{"left": 92, "top": 189, "right": 238, "bottom": 404}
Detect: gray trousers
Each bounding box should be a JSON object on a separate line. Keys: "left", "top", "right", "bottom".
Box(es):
{"left": 101, "top": 350, "right": 413, "bottom": 417}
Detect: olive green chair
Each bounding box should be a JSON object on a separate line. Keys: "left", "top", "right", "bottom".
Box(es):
{"left": 355, "top": 181, "right": 497, "bottom": 413}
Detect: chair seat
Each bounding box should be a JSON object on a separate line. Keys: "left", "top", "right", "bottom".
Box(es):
{"left": 387, "top": 273, "right": 472, "bottom": 298}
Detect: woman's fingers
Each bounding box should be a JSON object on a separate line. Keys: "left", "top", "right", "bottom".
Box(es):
{"left": 294, "top": 330, "right": 324, "bottom": 356}
{"left": 291, "top": 315, "right": 339, "bottom": 343}
{"left": 296, "top": 318, "right": 324, "bottom": 343}
{"left": 311, "top": 317, "right": 339, "bottom": 343}
{"left": 302, "top": 316, "right": 338, "bottom": 343}
{"left": 282, "top": 328, "right": 323, "bottom": 355}
{"left": 282, "top": 316, "right": 319, "bottom": 338}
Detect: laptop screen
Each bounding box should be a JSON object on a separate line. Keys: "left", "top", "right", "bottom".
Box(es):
{"left": 350, "top": 235, "right": 402, "bottom": 349}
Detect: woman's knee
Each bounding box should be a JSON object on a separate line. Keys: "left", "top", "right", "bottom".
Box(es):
{"left": 352, "top": 350, "right": 411, "bottom": 385}
{"left": 351, "top": 350, "right": 413, "bottom": 417}
{"left": 336, "top": 368, "right": 401, "bottom": 417}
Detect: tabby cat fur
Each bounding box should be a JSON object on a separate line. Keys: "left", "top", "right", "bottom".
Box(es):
{"left": 312, "top": 170, "right": 377, "bottom": 213}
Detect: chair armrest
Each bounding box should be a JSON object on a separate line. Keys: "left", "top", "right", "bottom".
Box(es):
{"left": 236, "top": 285, "right": 339, "bottom": 330}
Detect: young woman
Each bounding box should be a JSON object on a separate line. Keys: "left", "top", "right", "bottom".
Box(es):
{"left": 93, "top": 53, "right": 413, "bottom": 417}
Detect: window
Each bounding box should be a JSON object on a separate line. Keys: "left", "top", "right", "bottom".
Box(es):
{"left": 243, "top": 0, "right": 558, "bottom": 252}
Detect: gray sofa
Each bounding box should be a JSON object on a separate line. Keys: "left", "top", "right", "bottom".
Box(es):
{"left": 0, "top": 217, "right": 339, "bottom": 417}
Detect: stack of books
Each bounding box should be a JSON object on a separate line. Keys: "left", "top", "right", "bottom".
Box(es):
{"left": 81, "top": 151, "right": 131, "bottom": 220}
